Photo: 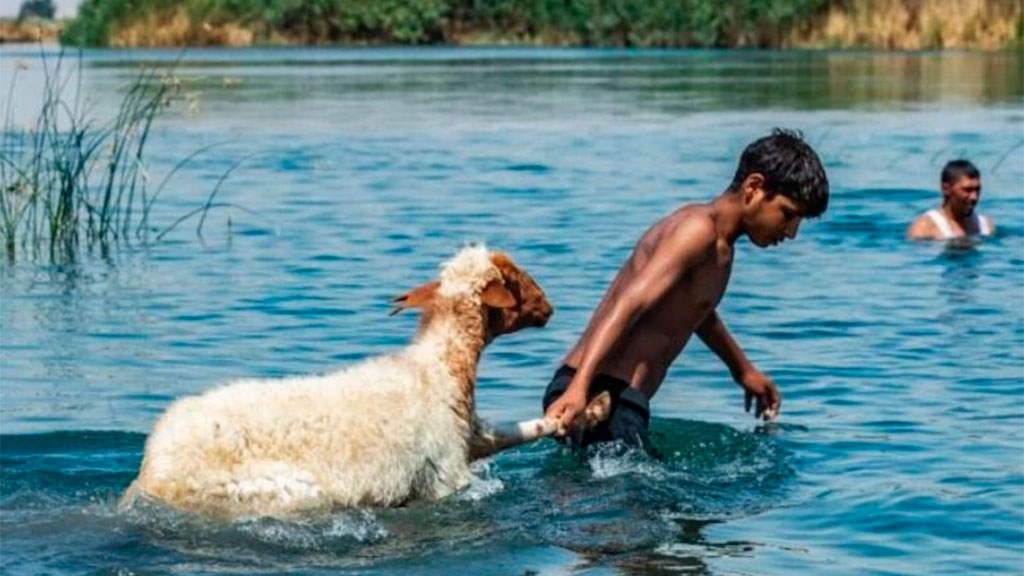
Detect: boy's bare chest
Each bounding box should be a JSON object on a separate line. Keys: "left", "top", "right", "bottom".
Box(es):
{"left": 653, "top": 255, "right": 733, "bottom": 324}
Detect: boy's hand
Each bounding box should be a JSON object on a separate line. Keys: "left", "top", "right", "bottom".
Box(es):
{"left": 738, "top": 368, "right": 781, "bottom": 420}
{"left": 545, "top": 387, "right": 588, "bottom": 434}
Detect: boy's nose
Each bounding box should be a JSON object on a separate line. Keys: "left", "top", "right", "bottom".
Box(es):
{"left": 786, "top": 221, "right": 800, "bottom": 239}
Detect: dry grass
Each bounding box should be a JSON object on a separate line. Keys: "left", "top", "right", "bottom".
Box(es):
{"left": 111, "top": 9, "right": 254, "bottom": 47}
{"left": 787, "top": 0, "right": 1022, "bottom": 49}
{"left": 0, "top": 18, "right": 62, "bottom": 44}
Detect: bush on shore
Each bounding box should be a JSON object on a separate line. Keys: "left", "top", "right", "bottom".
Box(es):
{"left": 58, "top": 0, "right": 1024, "bottom": 50}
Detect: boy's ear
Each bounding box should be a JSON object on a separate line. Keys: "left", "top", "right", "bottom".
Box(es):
{"left": 480, "top": 281, "right": 516, "bottom": 309}
{"left": 390, "top": 281, "right": 439, "bottom": 315}
{"left": 742, "top": 173, "right": 766, "bottom": 205}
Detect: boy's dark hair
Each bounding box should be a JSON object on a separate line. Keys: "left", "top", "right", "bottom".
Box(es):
{"left": 941, "top": 159, "right": 980, "bottom": 185}
{"left": 729, "top": 128, "right": 829, "bottom": 218}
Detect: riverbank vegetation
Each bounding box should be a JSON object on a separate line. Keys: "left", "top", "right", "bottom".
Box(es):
{"left": 0, "top": 0, "right": 62, "bottom": 43}
{"left": 58, "top": 0, "right": 1022, "bottom": 49}
{"left": 0, "top": 18, "right": 62, "bottom": 43}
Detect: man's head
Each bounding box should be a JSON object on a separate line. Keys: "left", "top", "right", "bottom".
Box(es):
{"left": 730, "top": 128, "right": 829, "bottom": 248}
{"left": 941, "top": 159, "right": 982, "bottom": 218}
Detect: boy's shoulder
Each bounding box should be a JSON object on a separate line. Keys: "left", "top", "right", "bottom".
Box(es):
{"left": 670, "top": 203, "right": 718, "bottom": 235}
{"left": 652, "top": 204, "right": 720, "bottom": 255}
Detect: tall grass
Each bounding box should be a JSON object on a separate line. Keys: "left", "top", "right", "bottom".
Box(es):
{"left": 0, "top": 51, "right": 176, "bottom": 261}
{"left": 786, "top": 0, "right": 1024, "bottom": 49}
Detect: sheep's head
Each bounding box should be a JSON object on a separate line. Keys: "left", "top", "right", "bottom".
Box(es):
{"left": 391, "top": 245, "right": 553, "bottom": 338}
{"left": 484, "top": 251, "right": 552, "bottom": 336}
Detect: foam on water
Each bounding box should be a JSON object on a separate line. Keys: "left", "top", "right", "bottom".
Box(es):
{"left": 587, "top": 443, "right": 669, "bottom": 481}
{"left": 458, "top": 460, "right": 506, "bottom": 501}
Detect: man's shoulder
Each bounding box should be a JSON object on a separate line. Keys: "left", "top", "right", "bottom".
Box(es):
{"left": 907, "top": 210, "right": 939, "bottom": 239}
{"left": 909, "top": 210, "right": 935, "bottom": 228}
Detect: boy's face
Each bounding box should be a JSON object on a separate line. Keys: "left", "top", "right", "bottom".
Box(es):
{"left": 742, "top": 177, "right": 804, "bottom": 248}
{"left": 942, "top": 175, "right": 982, "bottom": 218}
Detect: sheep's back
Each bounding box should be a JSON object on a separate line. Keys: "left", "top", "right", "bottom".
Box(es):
{"left": 135, "top": 354, "right": 471, "bottom": 513}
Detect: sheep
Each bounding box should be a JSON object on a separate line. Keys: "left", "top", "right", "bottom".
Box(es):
{"left": 120, "top": 245, "right": 610, "bottom": 519}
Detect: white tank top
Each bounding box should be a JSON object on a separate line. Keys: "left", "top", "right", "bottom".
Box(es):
{"left": 926, "top": 209, "right": 991, "bottom": 239}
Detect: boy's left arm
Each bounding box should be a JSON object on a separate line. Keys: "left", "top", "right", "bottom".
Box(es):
{"left": 696, "top": 310, "right": 780, "bottom": 420}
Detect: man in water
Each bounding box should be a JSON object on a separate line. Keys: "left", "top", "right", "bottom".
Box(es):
{"left": 906, "top": 159, "right": 995, "bottom": 240}
{"left": 543, "top": 128, "right": 829, "bottom": 454}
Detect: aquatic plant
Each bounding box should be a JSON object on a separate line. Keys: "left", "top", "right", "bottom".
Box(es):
{"left": 0, "top": 51, "right": 181, "bottom": 261}
{"left": 2, "top": 50, "right": 278, "bottom": 262}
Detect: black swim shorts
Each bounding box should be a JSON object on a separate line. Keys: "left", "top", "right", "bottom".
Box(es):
{"left": 542, "top": 365, "right": 655, "bottom": 455}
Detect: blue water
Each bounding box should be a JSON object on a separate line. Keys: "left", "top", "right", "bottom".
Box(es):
{"left": 1, "top": 47, "right": 1022, "bottom": 575}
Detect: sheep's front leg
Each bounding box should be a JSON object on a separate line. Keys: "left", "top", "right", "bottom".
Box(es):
{"left": 469, "top": 391, "right": 611, "bottom": 461}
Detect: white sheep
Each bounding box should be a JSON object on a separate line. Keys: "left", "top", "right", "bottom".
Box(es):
{"left": 120, "top": 245, "right": 609, "bottom": 519}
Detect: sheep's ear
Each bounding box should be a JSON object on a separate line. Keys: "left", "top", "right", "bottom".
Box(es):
{"left": 480, "top": 281, "right": 515, "bottom": 309}
{"left": 390, "top": 281, "right": 439, "bottom": 316}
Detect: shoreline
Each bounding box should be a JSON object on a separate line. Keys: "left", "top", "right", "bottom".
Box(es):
{"left": 1, "top": 42, "right": 1021, "bottom": 54}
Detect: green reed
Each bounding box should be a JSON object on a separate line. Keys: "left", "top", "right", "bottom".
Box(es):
{"left": 0, "top": 50, "right": 176, "bottom": 261}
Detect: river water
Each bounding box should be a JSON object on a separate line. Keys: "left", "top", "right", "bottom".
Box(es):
{"left": 1, "top": 46, "right": 1022, "bottom": 575}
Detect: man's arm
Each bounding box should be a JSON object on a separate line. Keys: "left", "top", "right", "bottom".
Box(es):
{"left": 906, "top": 214, "right": 937, "bottom": 240}
{"left": 696, "top": 310, "right": 780, "bottom": 420}
{"left": 545, "top": 217, "right": 717, "bottom": 428}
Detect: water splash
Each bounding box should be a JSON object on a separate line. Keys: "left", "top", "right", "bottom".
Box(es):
{"left": 458, "top": 460, "right": 506, "bottom": 502}
{"left": 1, "top": 420, "right": 792, "bottom": 572}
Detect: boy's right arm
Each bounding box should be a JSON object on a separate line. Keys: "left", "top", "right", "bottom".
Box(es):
{"left": 545, "top": 217, "right": 717, "bottom": 429}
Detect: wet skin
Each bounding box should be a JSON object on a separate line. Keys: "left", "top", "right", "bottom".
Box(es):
{"left": 907, "top": 175, "right": 994, "bottom": 239}
{"left": 547, "top": 173, "right": 801, "bottom": 428}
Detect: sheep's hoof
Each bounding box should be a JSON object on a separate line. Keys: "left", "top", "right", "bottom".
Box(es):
{"left": 578, "top": 391, "right": 612, "bottom": 430}
{"left": 553, "top": 420, "right": 568, "bottom": 437}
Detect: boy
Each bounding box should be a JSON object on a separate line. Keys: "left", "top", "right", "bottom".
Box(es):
{"left": 906, "top": 160, "right": 994, "bottom": 240}
{"left": 543, "top": 129, "right": 830, "bottom": 453}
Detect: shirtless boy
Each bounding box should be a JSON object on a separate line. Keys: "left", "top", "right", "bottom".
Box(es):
{"left": 543, "top": 129, "right": 830, "bottom": 453}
